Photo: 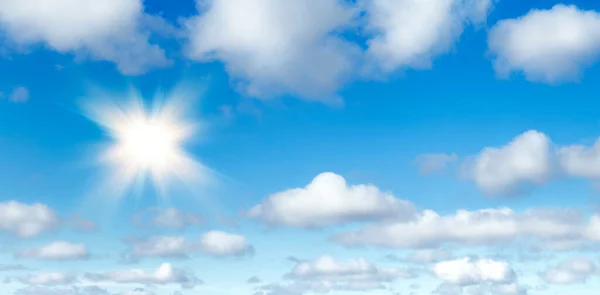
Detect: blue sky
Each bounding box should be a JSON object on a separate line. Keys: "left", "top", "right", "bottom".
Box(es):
{"left": 2, "top": 0, "right": 600, "bottom": 295}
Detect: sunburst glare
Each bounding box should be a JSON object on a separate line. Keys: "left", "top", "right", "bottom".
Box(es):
{"left": 81, "top": 85, "right": 212, "bottom": 200}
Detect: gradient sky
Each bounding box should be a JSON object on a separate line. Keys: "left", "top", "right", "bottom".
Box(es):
{"left": 2, "top": 0, "right": 600, "bottom": 295}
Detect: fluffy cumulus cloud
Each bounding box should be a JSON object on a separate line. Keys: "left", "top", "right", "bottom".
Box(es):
{"left": 0, "top": 201, "right": 60, "bottom": 238}
{"left": 248, "top": 172, "right": 415, "bottom": 228}
{"left": 184, "top": 0, "right": 496, "bottom": 100}
{"left": 462, "top": 130, "right": 552, "bottom": 196}
{"left": 184, "top": 0, "right": 359, "bottom": 101}
{"left": 489, "top": 4, "right": 600, "bottom": 83}
{"left": 199, "top": 230, "right": 254, "bottom": 256}
{"left": 415, "top": 153, "right": 458, "bottom": 175}
{"left": 132, "top": 207, "right": 203, "bottom": 230}
{"left": 124, "top": 231, "right": 253, "bottom": 260}
{"left": 0, "top": 0, "right": 169, "bottom": 74}
{"left": 0, "top": 201, "right": 97, "bottom": 238}
{"left": 541, "top": 257, "right": 597, "bottom": 285}
{"left": 557, "top": 139, "right": 600, "bottom": 179}
{"left": 334, "top": 207, "right": 595, "bottom": 249}
{"left": 432, "top": 258, "right": 515, "bottom": 286}
{"left": 17, "top": 241, "right": 89, "bottom": 260}
{"left": 365, "top": 0, "right": 493, "bottom": 73}
{"left": 84, "top": 263, "right": 202, "bottom": 289}
{"left": 462, "top": 130, "right": 600, "bottom": 193}
{"left": 431, "top": 258, "right": 528, "bottom": 295}
{"left": 288, "top": 255, "right": 416, "bottom": 282}
{"left": 259, "top": 255, "right": 415, "bottom": 294}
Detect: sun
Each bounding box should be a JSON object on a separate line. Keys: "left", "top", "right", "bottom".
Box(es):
{"left": 81, "top": 87, "right": 210, "bottom": 199}
{"left": 114, "top": 111, "right": 184, "bottom": 172}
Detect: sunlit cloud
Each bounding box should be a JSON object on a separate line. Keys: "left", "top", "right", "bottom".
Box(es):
{"left": 80, "top": 85, "right": 212, "bottom": 201}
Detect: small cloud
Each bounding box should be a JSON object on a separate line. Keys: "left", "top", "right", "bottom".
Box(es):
{"left": 461, "top": 130, "right": 552, "bottom": 196}
{"left": 132, "top": 207, "right": 203, "bottom": 231}
{"left": 0, "top": 201, "right": 60, "bottom": 238}
{"left": 540, "top": 257, "right": 597, "bottom": 285}
{"left": 9, "top": 86, "right": 29, "bottom": 103}
{"left": 414, "top": 153, "right": 458, "bottom": 175}
{"left": 18, "top": 272, "right": 78, "bottom": 286}
{"left": 247, "top": 276, "right": 261, "bottom": 284}
{"left": 258, "top": 255, "right": 416, "bottom": 294}
{"left": 84, "top": 263, "right": 203, "bottom": 289}
{"left": 122, "top": 231, "right": 254, "bottom": 262}
{"left": 432, "top": 257, "right": 516, "bottom": 286}
{"left": 16, "top": 241, "right": 90, "bottom": 260}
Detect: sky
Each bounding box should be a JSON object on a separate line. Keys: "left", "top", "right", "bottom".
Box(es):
{"left": 2, "top": 0, "right": 600, "bottom": 294}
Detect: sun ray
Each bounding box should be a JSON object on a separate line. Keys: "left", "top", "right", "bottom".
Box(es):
{"left": 80, "top": 86, "right": 212, "bottom": 201}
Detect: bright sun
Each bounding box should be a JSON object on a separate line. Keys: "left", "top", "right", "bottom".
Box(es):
{"left": 82, "top": 88, "right": 209, "bottom": 199}
{"left": 115, "top": 115, "right": 182, "bottom": 171}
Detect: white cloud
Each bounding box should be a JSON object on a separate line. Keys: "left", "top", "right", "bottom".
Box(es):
{"left": 488, "top": 4, "right": 600, "bottom": 83}
{"left": 18, "top": 272, "right": 78, "bottom": 286}
{"left": 0, "top": 0, "right": 169, "bottom": 74}
{"left": 432, "top": 257, "right": 516, "bottom": 286}
{"left": 132, "top": 207, "right": 203, "bottom": 230}
{"left": 248, "top": 172, "right": 415, "bottom": 228}
{"left": 199, "top": 230, "right": 254, "bottom": 256}
{"left": 0, "top": 201, "right": 60, "bottom": 238}
{"left": 84, "top": 263, "right": 202, "bottom": 289}
{"left": 126, "top": 236, "right": 189, "bottom": 259}
{"left": 334, "top": 207, "right": 590, "bottom": 249}
{"left": 260, "top": 255, "right": 415, "bottom": 294}
{"left": 289, "top": 255, "right": 415, "bottom": 282}
{"left": 17, "top": 241, "right": 89, "bottom": 260}
{"left": 124, "top": 231, "right": 253, "bottom": 260}
{"left": 184, "top": 0, "right": 359, "bottom": 101}
{"left": 557, "top": 139, "right": 600, "bottom": 179}
{"left": 365, "top": 0, "right": 493, "bottom": 73}
{"left": 541, "top": 257, "right": 597, "bottom": 285}
{"left": 462, "top": 130, "right": 552, "bottom": 196}
{"left": 415, "top": 153, "right": 458, "bottom": 175}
